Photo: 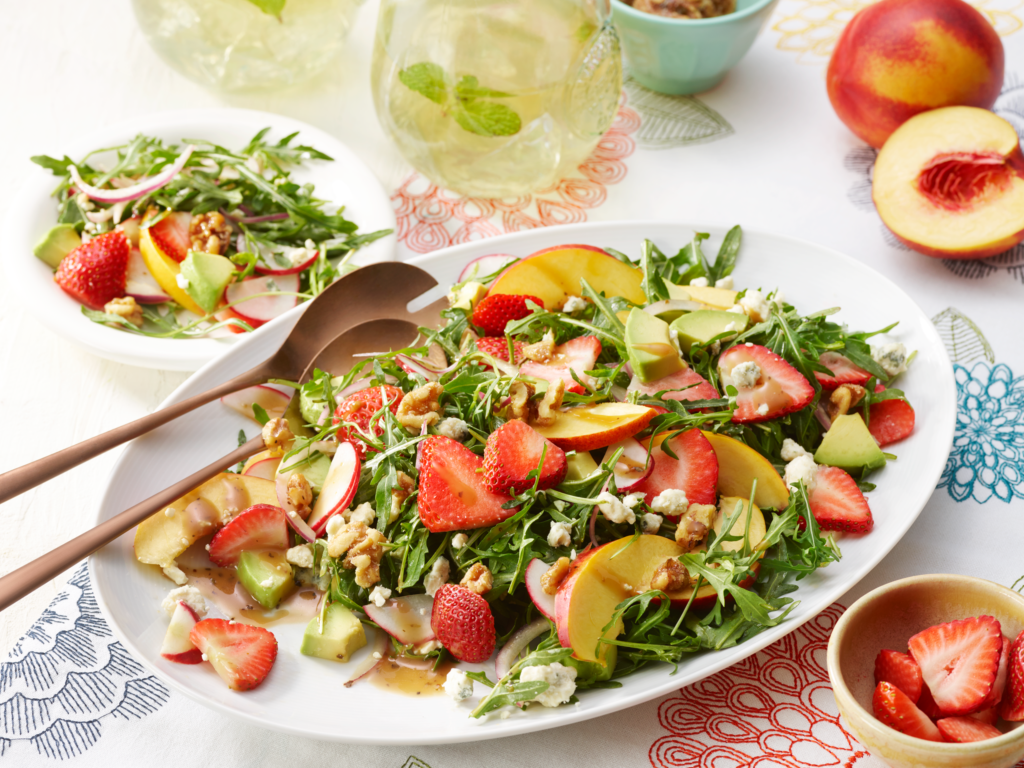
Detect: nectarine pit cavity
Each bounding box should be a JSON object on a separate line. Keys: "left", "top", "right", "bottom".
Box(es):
{"left": 916, "top": 152, "right": 1014, "bottom": 211}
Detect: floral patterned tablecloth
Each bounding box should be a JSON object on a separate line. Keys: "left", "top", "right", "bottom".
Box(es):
{"left": 1, "top": 0, "right": 1023, "bottom": 764}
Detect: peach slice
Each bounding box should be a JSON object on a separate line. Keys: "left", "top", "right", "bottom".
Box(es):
{"left": 701, "top": 431, "right": 790, "bottom": 510}
{"left": 139, "top": 227, "right": 205, "bottom": 315}
{"left": 873, "top": 107, "right": 1024, "bottom": 259}
{"left": 134, "top": 472, "right": 278, "bottom": 569}
{"left": 668, "top": 283, "right": 738, "bottom": 310}
{"left": 532, "top": 402, "right": 655, "bottom": 451}
{"left": 488, "top": 245, "right": 645, "bottom": 310}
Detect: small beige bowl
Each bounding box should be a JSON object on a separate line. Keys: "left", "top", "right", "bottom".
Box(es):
{"left": 828, "top": 574, "right": 1024, "bottom": 768}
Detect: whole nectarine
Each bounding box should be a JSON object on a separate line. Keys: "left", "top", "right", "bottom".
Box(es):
{"left": 827, "top": 0, "right": 1004, "bottom": 149}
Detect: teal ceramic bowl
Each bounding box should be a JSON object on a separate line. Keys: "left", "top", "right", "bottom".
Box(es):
{"left": 610, "top": 0, "right": 780, "bottom": 95}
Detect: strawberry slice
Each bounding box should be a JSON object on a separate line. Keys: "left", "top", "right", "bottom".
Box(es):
{"left": 1000, "top": 630, "right": 1024, "bottom": 721}
{"left": 483, "top": 419, "right": 567, "bottom": 495}
{"left": 431, "top": 583, "right": 496, "bottom": 663}
{"left": 471, "top": 293, "right": 541, "bottom": 336}
{"left": 936, "top": 716, "right": 1003, "bottom": 743}
{"left": 983, "top": 635, "right": 1013, "bottom": 709}
{"left": 147, "top": 210, "right": 192, "bottom": 263}
{"left": 332, "top": 384, "right": 404, "bottom": 457}
{"left": 908, "top": 615, "right": 1002, "bottom": 715}
{"left": 417, "top": 436, "right": 517, "bottom": 532}
{"left": 635, "top": 429, "right": 718, "bottom": 512}
{"left": 189, "top": 618, "right": 278, "bottom": 691}
{"left": 54, "top": 230, "right": 129, "bottom": 310}
{"left": 814, "top": 351, "right": 871, "bottom": 390}
{"left": 918, "top": 684, "right": 944, "bottom": 719}
{"left": 873, "top": 681, "right": 943, "bottom": 741}
{"left": 627, "top": 366, "right": 719, "bottom": 405}
{"left": 207, "top": 504, "right": 289, "bottom": 566}
{"left": 875, "top": 649, "right": 924, "bottom": 703}
{"left": 968, "top": 708, "right": 999, "bottom": 725}
{"left": 718, "top": 344, "right": 814, "bottom": 423}
{"left": 866, "top": 385, "right": 915, "bottom": 447}
{"left": 476, "top": 336, "right": 525, "bottom": 364}
{"left": 520, "top": 335, "right": 602, "bottom": 395}
{"left": 807, "top": 465, "right": 873, "bottom": 533}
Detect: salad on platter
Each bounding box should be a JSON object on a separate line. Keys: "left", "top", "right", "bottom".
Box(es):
{"left": 30, "top": 130, "right": 391, "bottom": 338}
{"left": 135, "top": 228, "right": 917, "bottom": 717}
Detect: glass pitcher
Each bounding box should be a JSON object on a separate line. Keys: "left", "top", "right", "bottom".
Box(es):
{"left": 132, "top": 0, "right": 364, "bottom": 92}
{"left": 371, "top": 0, "right": 623, "bottom": 198}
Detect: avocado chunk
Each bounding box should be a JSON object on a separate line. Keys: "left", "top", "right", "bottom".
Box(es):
{"left": 284, "top": 393, "right": 314, "bottom": 440}
{"left": 625, "top": 308, "right": 684, "bottom": 384}
{"left": 180, "top": 250, "right": 237, "bottom": 314}
{"left": 300, "top": 602, "right": 367, "bottom": 663}
{"left": 34, "top": 224, "right": 82, "bottom": 269}
{"left": 276, "top": 447, "right": 332, "bottom": 494}
{"left": 671, "top": 310, "right": 748, "bottom": 352}
{"left": 299, "top": 375, "right": 347, "bottom": 426}
{"left": 236, "top": 550, "right": 294, "bottom": 610}
{"left": 814, "top": 413, "right": 886, "bottom": 472}
{"left": 564, "top": 450, "right": 599, "bottom": 482}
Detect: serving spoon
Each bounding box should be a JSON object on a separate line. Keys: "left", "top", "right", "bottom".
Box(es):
{"left": 0, "top": 311, "right": 440, "bottom": 612}
{"left": 0, "top": 261, "right": 447, "bottom": 505}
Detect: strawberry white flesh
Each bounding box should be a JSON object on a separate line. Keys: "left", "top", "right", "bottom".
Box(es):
{"left": 718, "top": 344, "right": 814, "bottom": 423}
{"left": 306, "top": 441, "right": 360, "bottom": 534}
{"left": 525, "top": 558, "right": 557, "bottom": 621}
{"left": 160, "top": 601, "right": 202, "bottom": 664}
{"left": 908, "top": 615, "right": 1002, "bottom": 716}
{"left": 807, "top": 465, "right": 873, "bottom": 534}
{"left": 520, "top": 336, "right": 601, "bottom": 394}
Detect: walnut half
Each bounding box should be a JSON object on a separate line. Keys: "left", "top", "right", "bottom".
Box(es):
{"left": 327, "top": 520, "right": 387, "bottom": 588}
{"left": 188, "top": 211, "right": 232, "bottom": 255}
{"left": 827, "top": 384, "right": 867, "bottom": 421}
{"left": 459, "top": 563, "right": 493, "bottom": 595}
{"left": 396, "top": 382, "right": 443, "bottom": 431}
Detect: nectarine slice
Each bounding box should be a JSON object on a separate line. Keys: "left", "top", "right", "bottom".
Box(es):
{"left": 701, "top": 431, "right": 790, "bottom": 510}
{"left": 139, "top": 227, "right": 205, "bottom": 315}
{"left": 533, "top": 402, "right": 655, "bottom": 451}
{"left": 488, "top": 245, "right": 645, "bottom": 310}
{"left": 873, "top": 107, "right": 1024, "bottom": 259}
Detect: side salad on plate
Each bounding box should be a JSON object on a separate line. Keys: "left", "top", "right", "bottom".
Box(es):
{"left": 134, "top": 227, "right": 917, "bottom": 717}
{"left": 31, "top": 130, "right": 391, "bottom": 338}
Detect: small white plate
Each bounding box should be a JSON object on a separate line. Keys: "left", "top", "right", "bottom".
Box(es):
{"left": 91, "top": 221, "right": 956, "bottom": 745}
{"left": 1, "top": 108, "right": 396, "bottom": 372}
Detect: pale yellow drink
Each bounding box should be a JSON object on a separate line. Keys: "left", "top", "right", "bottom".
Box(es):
{"left": 371, "top": 0, "right": 623, "bottom": 198}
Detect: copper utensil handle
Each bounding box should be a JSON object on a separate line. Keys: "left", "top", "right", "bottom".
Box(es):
{"left": 0, "top": 361, "right": 273, "bottom": 505}
{"left": 0, "top": 435, "right": 265, "bottom": 613}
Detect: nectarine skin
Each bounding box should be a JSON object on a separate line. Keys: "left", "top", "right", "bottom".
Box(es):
{"left": 827, "top": 0, "right": 1004, "bottom": 149}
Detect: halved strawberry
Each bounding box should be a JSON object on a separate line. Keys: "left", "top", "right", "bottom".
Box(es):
{"left": 969, "top": 708, "right": 999, "bottom": 725}
{"left": 718, "top": 344, "right": 814, "bottom": 423}
{"left": 189, "top": 618, "right": 277, "bottom": 691}
{"left": 483, "top": 419, "right": 567, "bottom": 495}
{"left": 146, "top": 210, "right": 192, "bottom": 263}
{"left": 417, "top": 436, "right": 517, "bottom": 532}
{"left": 873, "top": 681, "right": 943, "bottom": 741}
{"left": 54, "top": 230, "right": 129, "bottom": 310}
{"left": 936, "top": 716, "right": 1003, "bottom": 743}
{"left": 471, "top": 293, "right": 542, "bottom": 336}
{"left": 908, "top": 615, "right": 1002, "bottom": 716}
{"left": 332, "top": 384, "right": 404, "bottom": 457}
{"left": 431, "top": 583, "right": 496, "bottom": 663}
{"left": 983, "top": 635, "right": 1012, "bottom": 709}
{"left": 875, "top": 649, "right": 923, "bottom": 703}
{"left": 520, "top": 335, "right": 602, "bottom": 395}
{"left": 1000, "top": 630, "right": 1024, "bottom": 721}
{"left": 807, "top": 465, "right": 873, "bottom": 534}
{"left": 476, "top": 336, "right": 525, "bottom": 364}
{"left": 814, "top": 351, "right": 871, "bottom": 390}
{"left": 635, "top": 429, "right": 718, "bottom": 512}
{"left": 866, "top": 384, "right": 915, "bottom": 447}
{"left": 918, "top": 684, "right": 944, "bottom": 719}
{"left": 207, "top": 504, "right": 289, "bottom": 566}
{"left": 627, "top": 366, "right": 719, "bottom": 405}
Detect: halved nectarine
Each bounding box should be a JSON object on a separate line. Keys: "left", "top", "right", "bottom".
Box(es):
{"left": 701, "top": 431, "right": 790, "bottom": 510}
{"left": 873, "top": 106, "right": 1024, "bottom": 259}
{"left": 533, "top": 402, "right": 655, "bottom": 451}
{"left": 139, "top": 227, "right": 205, "bottom": 315}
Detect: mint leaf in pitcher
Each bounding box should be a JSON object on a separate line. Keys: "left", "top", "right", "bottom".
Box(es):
{"left": 246, "top": 0, "right": 286, "bottom": 16}
{"left": 453, "top": 100, "right": 522, "bottom": 137}
{"left": 398, "top": 63, "right": 521, "bottom": 137}
{"left": 398, "top": 63, "right": 449, "bottom": 105}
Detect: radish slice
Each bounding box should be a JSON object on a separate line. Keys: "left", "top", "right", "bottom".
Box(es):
{"left": 221, "top": 385, "right": 291, "bottom": 422}
{"left": 306, "top": 441, "right": 360, "bottom": 534}
{"left": 458, "top": 254, "right": 518, "bottom": 283}
{"left": 644, "top": 299, "right": 703, "bottom": 316}
{"left": 243, "top": 456, "right": 281, "bottom": 480}
{"left": 364, "top": 594, "right": 435, "bottom": 645}
{"left": 125, "top": 248, "right": 171, "bottom": 304}
{"left": 284, "top": 506, "right": 317, "bottom": 543}
{"left": 254, "top": 247, "right": 318, "bottom": 276}
{"left": 71, "top": 145, "right": 194, "bottom": 204}
{"left": 608, "top": 437, "right": 653, "bottom": 492}
{"left": 344, "top": 626, "right": 389, "bottom": 686}
{"left": 525, "top": 558, "right": 557, "bottom": 621}
{"left": 224, "top": 273, "right": 300, "bottom": 328}
{"left": 495, "top": 616, "right": 551, "bottom": 679}
{"left": 160, "top": 601, "right": 202, "bottom": 664}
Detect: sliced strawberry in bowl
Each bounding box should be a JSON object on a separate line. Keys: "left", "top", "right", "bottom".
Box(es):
{"left": 718, "top": 344, "right": 814, "bottom": 423}
{"left": 808, "top": 465, "right": 873, "bottom": 534}
{"left": 483, "top": 419, "right": 567, "bottom": 495}
{"left": 190, "top": 618, "right": 278, "bottom": 691}
{"left": 207, "top": 504, "right": 290, "bottom": 566}
{"left": 982, "top": 634, "right": 1013, "bottom": 710}
{"left": 417, "top": 436, "right": 517, "bottom": 532}
{"left": 1000, "top": 630, "right": 1024, "bottom": 721}
{"left": 54, "top": 230, "right": 130, "bottom": 310}
{"left": 814, "top": 351, "right": 871, "bottom": 390}
{"left": 873, "top": 681, "right": 943, "bottom": 741}
{"left": 635, "top": 429, "right": 718, "bottom": 512}
{"left": 147, "top": 210, "right": 193, "bottom": 263}
{"left": 875, "top": 649, "right": 923, "bottom": 703}
{"left": 476, "top": 336, "right": 525, "bottom": 364}
{"left": 471, "top": 293, "right": 542, "bottom": 336}
{"left": 866, "top": 384, "right": 915, "bottom": 447}
{"left": 431, "top": 583, "right": 496, "bottom": 663}
{"left": 627, "top": 366, "right": 719, "bottom": 405}
{"left": 908, "top": 615, "right": 1002, "bottom": 716}
{"left": 936, "top": 716, "right": 1003, "bottom": 743}
{"left": 332, "top": 384, "right": 404, "bottom": 457}
{"left": 520, "top": 335, "right": 602, "bottom": 395}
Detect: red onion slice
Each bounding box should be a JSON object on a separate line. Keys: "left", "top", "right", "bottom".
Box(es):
{"left": 69, "top": 145, "right": 195, "bottom": 204}
{"left": 495, "top": 617, "right": 551, "bottom": 680}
